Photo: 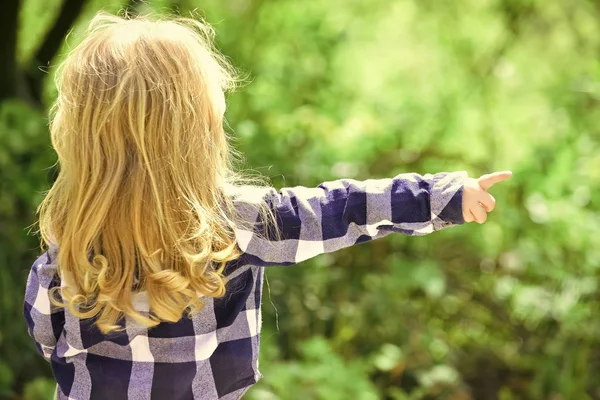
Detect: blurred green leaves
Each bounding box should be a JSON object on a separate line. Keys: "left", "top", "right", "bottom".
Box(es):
{"left": 3, "top": 0, "right": 600, "bottom": 399}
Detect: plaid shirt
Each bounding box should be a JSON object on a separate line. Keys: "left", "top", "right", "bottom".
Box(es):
{"left": 24, "top": 172, "right": 466, "bottom": 400}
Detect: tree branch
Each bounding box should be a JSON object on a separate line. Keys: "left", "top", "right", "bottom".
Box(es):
{"left": 26, "top": 0, "right": 87, "bottom": 103}
{"left": 0, "top": 0, "right": 22, "bottom": 102}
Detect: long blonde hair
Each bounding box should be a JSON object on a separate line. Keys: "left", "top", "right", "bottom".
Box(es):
{"left": 38, "top": 12, "right": 261, "bottom": 333}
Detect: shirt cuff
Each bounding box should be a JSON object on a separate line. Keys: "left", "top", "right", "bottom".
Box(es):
{"left": 430, "top": 171, "right": 467, "bottom": 231}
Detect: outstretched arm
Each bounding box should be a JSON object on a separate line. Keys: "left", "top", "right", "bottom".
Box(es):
{"left": 231, "top": 171, "right": 502, "bottom": 267}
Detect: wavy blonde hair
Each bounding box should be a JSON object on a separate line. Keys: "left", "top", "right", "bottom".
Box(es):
{"left": 38, "top": 12, "right": 264, "bottom": 333}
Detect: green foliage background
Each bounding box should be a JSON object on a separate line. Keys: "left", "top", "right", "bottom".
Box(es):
{"left": 2, "top": 0, "right": 600, "bottom": 399}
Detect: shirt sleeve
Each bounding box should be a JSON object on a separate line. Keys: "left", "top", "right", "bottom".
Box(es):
{"left": 23, "top": 250, "right": 64, "bottom": 361}
{"left": 230, "top": 171, "right": 467, "bottom": 267}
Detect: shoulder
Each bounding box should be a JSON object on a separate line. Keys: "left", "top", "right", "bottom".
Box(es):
{"left": 226, "top": 184, "right": 273, "bottom": 203}
{"left": 28, "top": 247, "right": 60, "bottom": 289}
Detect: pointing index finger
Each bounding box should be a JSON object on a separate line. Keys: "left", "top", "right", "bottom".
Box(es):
{"left": 478, "top": 171, "right": 512, "bottom": 191}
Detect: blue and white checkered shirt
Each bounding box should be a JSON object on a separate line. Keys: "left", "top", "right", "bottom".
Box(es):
{"left": 24, "top": 171, "right": 466, "bottom": 399}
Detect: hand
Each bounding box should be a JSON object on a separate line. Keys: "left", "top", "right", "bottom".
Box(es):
{"left": 462, "top": 171, "right": 512, "bottom": 224}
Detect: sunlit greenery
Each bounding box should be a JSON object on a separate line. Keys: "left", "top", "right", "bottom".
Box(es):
{"left": 2, "top": 0, "right": 600, "bottom": 399}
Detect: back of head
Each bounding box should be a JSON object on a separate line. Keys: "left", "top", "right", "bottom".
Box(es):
{"left": 39, "top": 12, "right": 243, "bottom": 333}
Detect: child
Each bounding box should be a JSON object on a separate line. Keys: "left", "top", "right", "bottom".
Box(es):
{"left": 23, "top": 12, "right": 511, "bottom": 400}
